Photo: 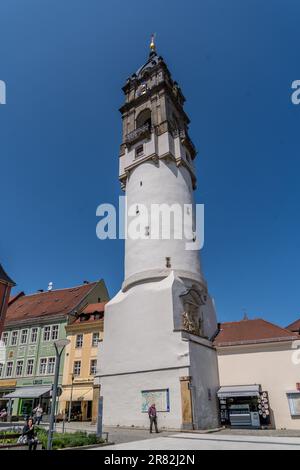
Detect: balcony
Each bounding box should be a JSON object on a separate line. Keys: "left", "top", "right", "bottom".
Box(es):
{"left": 125, "top": 123, "right": 151, "bottom": 145}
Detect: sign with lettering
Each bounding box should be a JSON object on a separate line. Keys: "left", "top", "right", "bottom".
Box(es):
{"left": 141, "top": 389, "right": 170, "bottom": 412}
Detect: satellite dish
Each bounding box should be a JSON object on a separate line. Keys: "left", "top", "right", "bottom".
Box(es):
{"left": 48, "top": 282, "right": 53, "bottom": 291}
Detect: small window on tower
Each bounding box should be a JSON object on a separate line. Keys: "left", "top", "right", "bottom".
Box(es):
{"left": 135, "top": 145, "right": 144, "bottom": 159}
{"left": 166, "top": 257, "right": 171, "bottom": 268}
{"left": 140, "top": 181, "right": 143, "bottom": 187}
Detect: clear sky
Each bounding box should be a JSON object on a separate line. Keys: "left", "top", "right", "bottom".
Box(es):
{"left": 1, "top": 0, "right": 299, "bottom": 326}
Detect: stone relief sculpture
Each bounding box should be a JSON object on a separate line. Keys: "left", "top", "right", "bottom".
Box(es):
{"left": 180, "top": 287, "right": 207, "bottom": 336}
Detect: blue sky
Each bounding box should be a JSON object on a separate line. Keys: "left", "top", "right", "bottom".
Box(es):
{"left": 0, "top": 0, "right": 299, "bottom": 326}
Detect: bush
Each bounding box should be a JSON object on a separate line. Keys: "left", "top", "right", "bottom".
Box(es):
{"left": 36, "top": 428, "right": 104, "bottom": 450}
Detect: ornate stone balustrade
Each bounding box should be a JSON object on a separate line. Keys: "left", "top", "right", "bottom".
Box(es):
{"left": 125, "top": 123, "right": 150, "bottom": 145}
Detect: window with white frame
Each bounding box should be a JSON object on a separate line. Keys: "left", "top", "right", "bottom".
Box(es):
{"left": 47, "top": 357, "right": 56, "bottom": 374}
{"left": 43, "top": 326, "right": 51, "bottom": 341}
{"left": 73, "top": 360, "right": 81, "bottom": 376}
{"left": 1, "top": 332, "right": 9, "bottom": 346}
{"left": 20, "top": 329, "right": 28, "bottom": 344}
{"left": 90, "top": 359, "right": 97, "bottom": 375}
{"left": 6, "top": 361, "right": 13, "bottom": 377}
{"left": 16, "top": 360, "right": 24, "bottom": 376}
{"left": 39, "top": 358, "right": 47, "bottom": 375}
{"left": 75, "top": 334, "right": 83, "bottom": 348}
{"left": 26, "top": 359, "right": 34, "bottom": 376}
{"left": 30, "top": 328, "right": 38, "bottom": 343}
{"left": 51, "top": 325, "right": 59, "bottom": 341}
{"left": 10, "top": 331, "right": 18, "bottom": 346}
{"left": 92, "top": 332, "right": 99, "bottom": 347}
{"left": 0, "top": 363, "right": 3, "bottom": 377}
{"left": 287, "top": 393, "right": 300, "bottom": 416}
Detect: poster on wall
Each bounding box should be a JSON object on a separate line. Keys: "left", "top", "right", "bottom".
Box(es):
{"left": 141, "top": 389, "right": 170, "bottom": 412}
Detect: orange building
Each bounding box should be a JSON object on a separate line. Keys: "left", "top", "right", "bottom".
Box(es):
{"left": 0, "top": 264, "right": 15, "bottom": 336}
{"left": 59, "top": 302, "right": 107, "bottom": 422}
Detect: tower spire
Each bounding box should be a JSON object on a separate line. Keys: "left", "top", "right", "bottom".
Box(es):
{"left": 150, "top": 33, "right": 156, "bottom": 53}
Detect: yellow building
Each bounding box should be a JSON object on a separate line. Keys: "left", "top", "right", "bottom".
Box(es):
{"left": 59, "top": 302, "right": 106, "bottom": 422}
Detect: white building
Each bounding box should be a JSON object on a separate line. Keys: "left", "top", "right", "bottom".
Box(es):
{"left": 97, "top": 40, "right": 219, "bottom": 430}
{"left": 215, "top": 318, "right": 300, "bottom": 430}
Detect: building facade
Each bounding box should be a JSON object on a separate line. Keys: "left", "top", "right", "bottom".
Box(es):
{"left": 0, "top": 280, "right": 109, "bottom": 417}
{"left": 98, "top": 40, "right": 220, "bottom": 430}
{"left": 0, "top": 264, "right": 15, "bottom": 336}
{"left": 59, "top": 302, "right": 106, "bottom": 422}
{"left": 215, "top": 318, "right": 300, "bottom": 430}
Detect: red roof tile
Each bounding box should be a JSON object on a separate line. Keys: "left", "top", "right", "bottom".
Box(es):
{"left": 9, "top": 292, "right": 25, "bottom": 305}
{"left": 5, "top": 282, "right": 98, "bottom": 325}
{"left": 214, "top": 318, "right": 298, "bottom": 347}
{"left": 286, "top": 319, "right": 300, "bottom": 333}
{"left": 82, "top": 302, "right": 107, "bottom": 315}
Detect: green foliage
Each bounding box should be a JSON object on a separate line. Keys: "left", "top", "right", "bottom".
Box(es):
{"left": 36, "top": 427, "right": 104, "bottom": 450}
{"left": 0, "top": 430, "right": 20, "bottom": 445}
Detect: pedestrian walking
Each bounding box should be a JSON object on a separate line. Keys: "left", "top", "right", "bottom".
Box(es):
{"left": 32, "top": 403, "right": 43, "bottom": 425}
{"left": 148, "top": 403, "right": 159, "bottom": 433}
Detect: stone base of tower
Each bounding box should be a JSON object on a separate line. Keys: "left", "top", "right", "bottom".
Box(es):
{"left": 97, "top": 272, "right": 220, "bottom": 430}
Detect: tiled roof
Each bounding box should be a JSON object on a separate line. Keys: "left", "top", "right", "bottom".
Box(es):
{"left": 214, "top": 318, "right": 298, "bottom": 347}
{"left": 9, "top": 292, "right": 25, "bottom": 305}
{"left": 82, "top": 302, "right": 107, "bottom": 315}
{"left": 286, "top": 319, "right": 300, "bottom": 333}
{"left": 0, "top": 264, "right": 15, "bottom": 286}
{"left": 5, "top": 282, "right": 98, "bottom": 325}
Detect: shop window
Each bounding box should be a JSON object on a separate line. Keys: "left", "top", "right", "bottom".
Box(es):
{"left": 287, "top": 393, "right": 300, "bottom": 416}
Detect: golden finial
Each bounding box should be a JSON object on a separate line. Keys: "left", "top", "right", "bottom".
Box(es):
{"left": 150, "top": 33, "right": 156, "bottom": 52}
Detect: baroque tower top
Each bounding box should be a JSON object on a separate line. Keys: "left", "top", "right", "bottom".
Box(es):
{"left": 119, "top": 39, "right": 197, "bottom": 191}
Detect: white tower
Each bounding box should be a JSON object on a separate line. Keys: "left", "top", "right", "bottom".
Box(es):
{"left": 98, "top": 39, "right": 220, "bottom": 430}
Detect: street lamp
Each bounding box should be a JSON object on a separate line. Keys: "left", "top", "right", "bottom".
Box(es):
{"left": 47, "top": 338, "right": 70, "bottom": 451}
{"left": 68, "top": 373, "right": 75, "bottom": 422}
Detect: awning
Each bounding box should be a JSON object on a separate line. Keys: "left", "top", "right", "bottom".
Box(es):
{"left": 60, "top": 387, "right": 93, "bottom": 402}
{"left": 217, "top": 385, "right": 261, "bottom": 398}
{"left": 3, "top": 386, "right": 52, "bottom": 399}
